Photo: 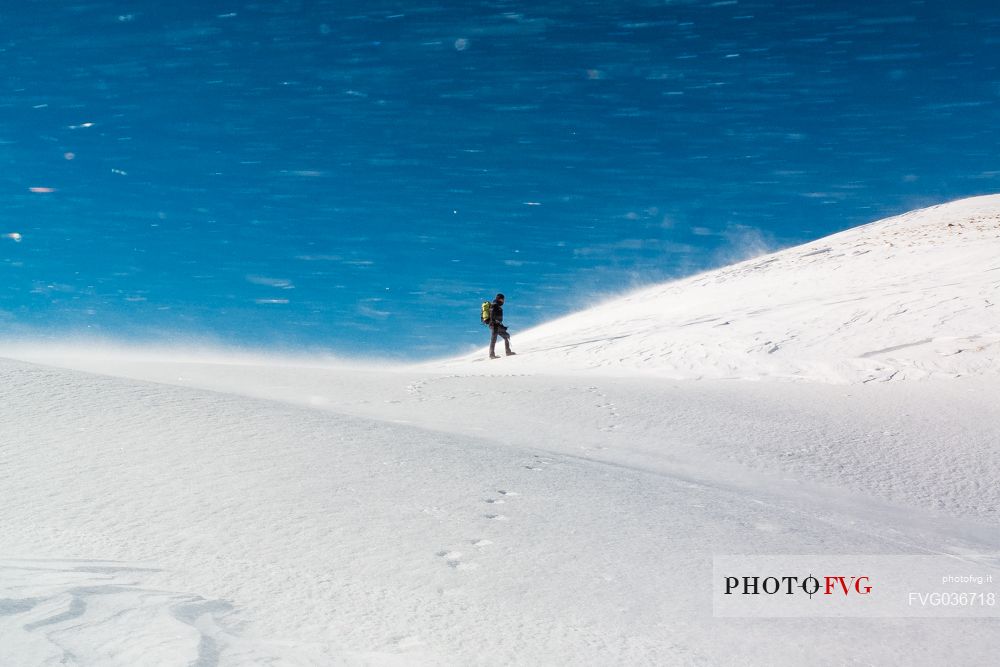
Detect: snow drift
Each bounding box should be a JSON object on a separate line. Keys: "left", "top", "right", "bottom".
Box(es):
{"left": 448, "top": 195, "right": 1000, "bottom": 382}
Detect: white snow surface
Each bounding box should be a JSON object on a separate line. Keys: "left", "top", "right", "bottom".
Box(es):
{"left": 3, "top": 196, "right": 1000, "bottom": 665}
{"left": 442, "top": 194, "right": 1000, "bottom": 382}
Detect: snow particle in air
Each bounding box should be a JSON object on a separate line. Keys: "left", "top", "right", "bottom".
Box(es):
{"left": 247, "top": 275, "right": 294, "bottom": 289}
{"left": 454, "top": 38, "right": 469, "bottom": 51}
{"left": 4, "top": 232, "right": 22, "bottom": 242}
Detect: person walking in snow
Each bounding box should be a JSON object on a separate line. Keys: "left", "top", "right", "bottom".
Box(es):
{"left": 487, "top": 293, "right": 516, "bottom": 359}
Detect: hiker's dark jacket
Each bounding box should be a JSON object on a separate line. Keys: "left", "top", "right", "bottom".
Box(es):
{"left": 490, "top": 300, "right": 504, "bottom": 326}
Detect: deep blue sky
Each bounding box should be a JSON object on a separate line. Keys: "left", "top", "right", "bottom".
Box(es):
{"left": 2, "top": 1, "right": 998, "bottom": 357}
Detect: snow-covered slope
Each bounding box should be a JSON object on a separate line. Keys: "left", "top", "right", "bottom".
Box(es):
{"left": 3, "top": 357, "right": 1000, "bottom": 666}
{"left": 4, "top": 196, "right": 1000, "bottom": 665}
{"left": 449, "top": 195, "right": 1000, "bottom": 382}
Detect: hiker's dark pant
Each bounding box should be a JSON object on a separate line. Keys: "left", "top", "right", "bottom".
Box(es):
{"left": 490, "top": 323, "right": 511, "bottom": 356}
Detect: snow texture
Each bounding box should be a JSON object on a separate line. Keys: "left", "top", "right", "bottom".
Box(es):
{"left": 3, "top": 196, "right": 1000, "bottom": 665}
{"left": 443, "top": 194, "right": 1000, "bottom": 383}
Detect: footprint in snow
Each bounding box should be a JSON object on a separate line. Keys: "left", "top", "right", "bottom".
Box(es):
{"left": 484, "top": 498, "right": 505, "bottom": 504}
{"left": 437, "top": 550, "right": 479, "bottom": 569}
{"left": 472, "top": 539, "right": 493, "bottom": 547}
{"left": 485, "top": 514, "right": 508, "bottom": 521}
{"left": 497, "top": 490, "right": 518, "bottom": 497}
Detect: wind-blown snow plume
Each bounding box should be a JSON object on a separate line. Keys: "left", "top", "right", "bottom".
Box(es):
{"left": 449, "top": 195, "right": 1000, "bottom": 383}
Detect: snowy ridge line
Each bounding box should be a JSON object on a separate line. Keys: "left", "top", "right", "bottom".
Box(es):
{"left": 443, "top": 194, "right": 1000, "bottom": 383}
{"left": 4, "top": 197, "right": 998, "bottom": 384}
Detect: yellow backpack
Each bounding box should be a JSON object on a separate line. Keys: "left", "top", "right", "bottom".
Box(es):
{"left": 481, "top": 301, "right": 492, "bottom": 325}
